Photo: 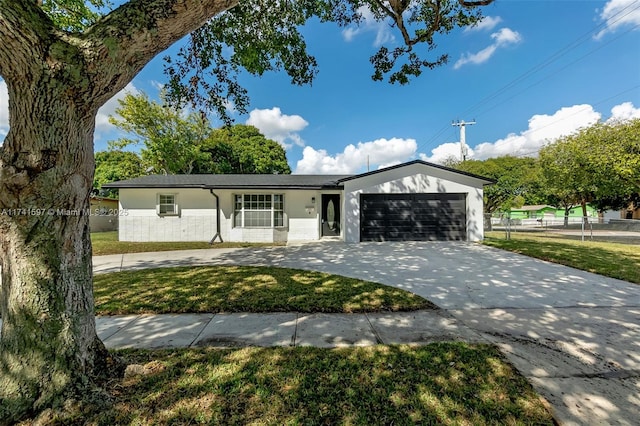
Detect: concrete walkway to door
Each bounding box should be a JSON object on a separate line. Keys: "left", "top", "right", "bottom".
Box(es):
{"left": 93, "top": 241, "right": 640, "bottom": 426}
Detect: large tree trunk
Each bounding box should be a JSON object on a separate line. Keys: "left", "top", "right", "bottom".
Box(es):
{"left": 0, "top": 1, "right": 240, "bottom": 421}
{"left": 0, "top": 0, "right": 247, "bottom": 422}
{"left": 0, "top": 82, "right": 112, "bottom": 422}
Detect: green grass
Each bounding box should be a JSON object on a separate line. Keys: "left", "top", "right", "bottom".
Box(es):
{"left": 36, "top": 344, "right": 555, "bottom": 425}
{"left": 91, "top": 231, "right": 282, "bottom": 256}
{"left": 94, "top": 265, "right": 435, "bottom": 314}
{"left": 484, "top": 232, "right": 640, "bottom": 284}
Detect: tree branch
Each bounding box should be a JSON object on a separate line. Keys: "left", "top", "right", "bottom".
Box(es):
{"left": 82, "top": 0, "right": 239, "bottom": 107}
{"left": 459, "top": 0, "right": 493, "bottom": 6}
{"left": 0, "top": 0, "right": 57, "bottom": 80}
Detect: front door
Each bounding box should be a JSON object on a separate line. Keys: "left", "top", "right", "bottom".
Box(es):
{"left": 321, "top": 194, "right": 341, "bottom": 237}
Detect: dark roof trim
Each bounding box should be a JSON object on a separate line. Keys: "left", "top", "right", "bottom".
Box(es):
{"left": 102, "top": 183, "right": 342, "bottom": 190}
{"left": 202, "top": 184, "right": 343, "bottom": 190}
{"left": 337, "top": 159, "right": 495, "bottom": 185}
{"left": 101, "top": 182, "right": 202, "bottom": 189}
{"left": 101, "top": 160, "right": 494, "bottom": 189}
{"left": 101, "top": 175, "right": 348, "bottom": 189}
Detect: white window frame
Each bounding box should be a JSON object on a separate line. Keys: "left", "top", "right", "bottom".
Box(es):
{"left": 233, "top": 193, "right": 284, "bottom": 228}
{"left": 156, "top": 193, "right": 179, "bottom": 216}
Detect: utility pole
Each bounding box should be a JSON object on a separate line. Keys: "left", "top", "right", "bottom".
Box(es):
{"left": 452, "top": 120, "right": 476, "bottom": 162}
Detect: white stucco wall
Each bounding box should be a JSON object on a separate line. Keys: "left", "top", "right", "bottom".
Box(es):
{"left": 119, "top": 188, "right": 217, "bottom": 242}
{"left": 118, "top": 187, "right": 322, "bottom": 243}
{"left": 341, "top": 163, "right": 486, "bottom": 243}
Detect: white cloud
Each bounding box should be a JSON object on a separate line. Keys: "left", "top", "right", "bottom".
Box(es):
{"left": 342, "top": 6, "right": 395, "bottom": 47}
{"left": 492, "top": 27, "right": 521, "bottom": 45}
{"left": 608, "top": 101, "right": 640, "bottom": 121}
{"left": 95, "top": 82, "right": 139, "bottom": 138}
{"left": 464, "top": 16, "right": 503, "bottom": 33}
{"left": 474, "top": 104, "right": 601, "bottom": 159}
{"left": 295, "top": 137, "right": 417, "bottom": 174}
{"left": 0, "top": 80, "right": 8, "bottom": 138}
{"left": 419, "top": 142, "right": 464, "bottom": 165}
{"left": 454, "top": 27, "right": 522, "bottom": 69}
{"left": 595, "top": 0, "right": 640, "bottom": 39}
{"left": 421, "top": 104, "right": 609, "bottom": 163}
{"left": 150, "top": 80, "right": 165, "bottom": 91}
{"left": 246, "top": 107, "right": 309, "bottom": 149}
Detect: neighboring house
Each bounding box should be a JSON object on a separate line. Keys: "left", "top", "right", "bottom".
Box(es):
{"left": 89, "top": 196, "right": 119, "bottom": 232}
{"left": 509, "top": 205, "right": 556, "bottom": 220}
{"left": 103, "top": 160, "right": 493, "bottom": 243}
{"left": 509, "top": 204, "right": 598, "bottom": 220}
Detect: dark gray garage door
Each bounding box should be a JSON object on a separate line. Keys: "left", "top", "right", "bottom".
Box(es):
{"left": 360, "top": 193, "right": 467, "bottom": 241}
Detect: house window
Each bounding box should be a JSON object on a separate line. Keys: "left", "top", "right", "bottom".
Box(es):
{"left": 157, "top": 194, "right": 178, "bottom": 216}
{"left": 234, "top": 194, "right": 284, "bottom": 228}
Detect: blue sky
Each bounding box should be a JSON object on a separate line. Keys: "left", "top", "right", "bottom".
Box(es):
{"left": 1, "top": 0, "right": 639, "bottom": 174}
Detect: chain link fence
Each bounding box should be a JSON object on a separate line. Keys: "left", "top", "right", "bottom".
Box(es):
{"left": 486, "top": 214, "right": 640, "bottom": 245}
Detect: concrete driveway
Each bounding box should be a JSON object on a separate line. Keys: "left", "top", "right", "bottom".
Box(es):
{"left": 95, "top": 241, "right": 640, "bottom": 425}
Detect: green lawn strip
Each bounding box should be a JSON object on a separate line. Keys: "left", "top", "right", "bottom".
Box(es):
{"left": 94, "top": 265, "right": 435, "bottom": 314}
{"left": 53, "top": 344, "right": 554, "bottom": 425}
{"left": 91, "top": 231, "right": 282, "bottom": 256}
{"left": 483, "top": 232, "right": 640, "bottom": 284}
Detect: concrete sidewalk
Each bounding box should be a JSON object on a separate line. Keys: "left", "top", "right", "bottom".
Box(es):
{"left": 97, "top": 310, "right": 485, "bottom": 349}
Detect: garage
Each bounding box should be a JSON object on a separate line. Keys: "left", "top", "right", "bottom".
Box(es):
{"left": 360, "top": 193, "right": 467, "bottom": 241}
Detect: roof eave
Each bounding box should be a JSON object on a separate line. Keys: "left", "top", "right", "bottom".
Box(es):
{"left": 103, "top": 184, "right": 344, "bottom": 190}
{"left": 337, "top": 159, "right": 495, "bottom": 185}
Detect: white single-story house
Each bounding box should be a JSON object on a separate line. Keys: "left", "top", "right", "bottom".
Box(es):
{"left": 103, "top": 160, "right": 493, "bottom": 243}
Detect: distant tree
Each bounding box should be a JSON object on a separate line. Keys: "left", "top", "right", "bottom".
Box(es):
{"left": 456, "top": 156, "right": 543, "bottom": 215}
{"left": 440, "top": 155, "right": 461, "bottom": 168}
{"left": 110, "top": 95, "right": 291, "bottom": 175}
{"left": 539, "top": 119, "right": 640, "bottom": 224}
{"left": 109, "top": 92, "right": 212, "bottom": 174}
{"left": 198, "top": 124, "right": 291, "bottom": 174}
{"left": 583, "top": 119, "right": 640, "bottom": 211}
{"left": 539, "top": 135, "right": 594, "bottom": 225}
{"left": 93, "top": 150, "right": 144, "bottom": 197}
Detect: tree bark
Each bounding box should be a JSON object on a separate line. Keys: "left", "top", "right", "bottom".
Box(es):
{"left": 0, "top": 0, "right": 240, "bottom": 421}
{"left": 581, "top": 200, "right": 589, "bottom": 225}
{"left": 0, "top": 76, "right": 110, "bottom": 421}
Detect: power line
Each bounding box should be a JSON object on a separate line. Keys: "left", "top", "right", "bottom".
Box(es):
{"left": 470, "top": 23, "right": 640, "bottom": 122}
{"left": 510, "top": 85, "right": 640, "bottom": 158}
{"left": 416, "top": 1, "right": 640, "bottom": 156}
{"left": 460, "top": 1, "right": 640, "bottom": 119}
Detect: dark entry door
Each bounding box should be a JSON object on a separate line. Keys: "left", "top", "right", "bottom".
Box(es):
{"left": 321, "top": 194, "right": 341, "bottom": 236}
{"left": 360, "top": 193, "right": 466, "bottom": 241}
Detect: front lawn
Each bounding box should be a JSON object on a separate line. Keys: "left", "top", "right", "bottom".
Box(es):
{"left": 40, "top": 344, "right": 555, "bottom": 425}
{"left": 91, "top": 231, "right": 282, "bottom": 256}
{"left": 483, "top": 232, "right": 640, "bottom": 284}
{"left": 94, "top": 265, "right": 435, "bottom": 314}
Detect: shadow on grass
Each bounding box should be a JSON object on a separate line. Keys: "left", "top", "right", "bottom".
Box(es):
{"left": 71, "top": 344, "right": 555, "bottom": 425}
{"left": 94, "top": 266, "right": 435, "bottom": 315}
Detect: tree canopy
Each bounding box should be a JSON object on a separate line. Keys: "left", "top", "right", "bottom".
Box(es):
{"left": 539, "top": 119, "right": 640, "bottom": 217}
{"left": 455, "top": 156, "right": 544, "bottom": 214}
{"left": 109, "top": 91, "right": 214, "bottom": 174}
{"left": 93, "top": 150, "right": 145, "bottom": 196}
{"left": 199, "top": 124, "right": 291, "bottom": 174}
{"left": 109, "top": 92, "right": 291, "bottom": 175}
